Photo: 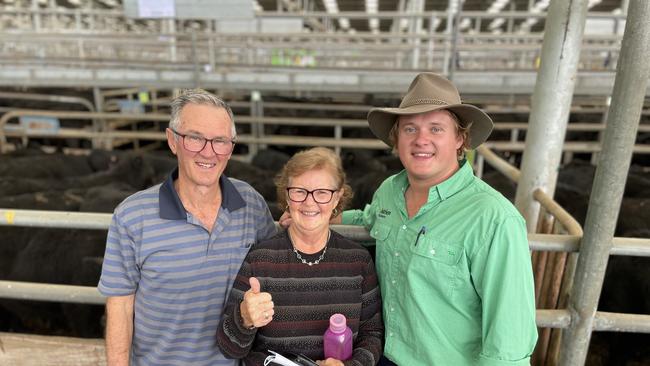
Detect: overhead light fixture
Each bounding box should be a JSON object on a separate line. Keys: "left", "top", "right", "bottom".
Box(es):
{"left": 322, "top": 0, "right": 350, "bottom": 30}
{"left": 365, "top": 0, "right": 379, "bottom": 31}
{"left": 253, "top": 0, "right": 263, "bottom": 12}
{"left": 486, "top": 0, "right": 511, "bottom": 31}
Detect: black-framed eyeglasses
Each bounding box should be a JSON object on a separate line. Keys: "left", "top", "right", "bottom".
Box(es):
{"left": 170, "top": 128, "right": 235, "bottom": 155}
{"left": 287, "top": 187, "right": 338, "bottom": 204}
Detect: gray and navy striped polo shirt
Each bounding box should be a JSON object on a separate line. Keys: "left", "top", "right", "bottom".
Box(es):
{"left": 98, "top": 169, "right": 276, "bottom": 366}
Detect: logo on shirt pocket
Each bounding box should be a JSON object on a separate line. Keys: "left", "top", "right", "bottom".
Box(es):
{"left": 378, "top": 209, "right": 392, "bottom": 218}
{"left": 409, "top": 238, "right": 464, "bottom": 297}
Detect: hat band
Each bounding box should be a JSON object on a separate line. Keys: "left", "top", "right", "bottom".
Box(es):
{"left": 401, "top": 98, "right": 450, "bottom": 108}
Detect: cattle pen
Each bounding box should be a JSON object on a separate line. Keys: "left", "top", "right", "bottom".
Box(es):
{"left": 1, "top": 144, "right": 650, "bottom": 364}
{"left": 2, "top": 0, "right": 650, "bottom": 365}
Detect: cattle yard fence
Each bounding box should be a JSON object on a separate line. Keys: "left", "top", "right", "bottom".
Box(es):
{"left": 1, "top": 145, "right": 650, "bottom": 364}
{"left": 1, "top": 108, "right": 649, "bottom": 169}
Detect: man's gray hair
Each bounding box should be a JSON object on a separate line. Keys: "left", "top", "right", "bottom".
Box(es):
{"left": 169, "top": 89, "right": 236, "bottom": 138}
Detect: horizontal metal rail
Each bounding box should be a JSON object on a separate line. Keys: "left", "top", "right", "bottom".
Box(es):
{"left": 0, "top": 281, "right": 103, "bottom": 305}
{"left": 593, "top": 311, "right": 650, "bottom": 333}
{"left": 0, "top": 8, "right": 627, "bottom": 20}
{"left": 0, "top": 282, "right": 641, "bottom": 332}
{"left": 6, "top": 127, "right": 648, "bottom": 155}
{"left": 476, "top": 145, "right": 522, "bottom": 181}
{"left": 1, "top": 209, "right": 648, "bottom": 256}
{"left": 533, "top": 189, "right": 584, "bottom": 236}
{"left": 135, "top": 98, "right": 650, "bottom": 116}
{"left": 0, "top": 92, "right": 95, "bottom": 112}
{"left": 0, "top": 22, "right": 622, "bottom": 75}
{"left": 476, "top": 146, "right": 585, "bottom": 237}
{"left": 2, "top": 110, "right": 650, "bottom": 154}
{"left": 0, "top": 209, "right": 111, "bottom": 230}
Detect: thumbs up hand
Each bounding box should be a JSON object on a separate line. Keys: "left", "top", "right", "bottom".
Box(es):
{"left": 240, "top": 276, "right": 274, "bottom": 329}
{"left": 249, "top": 276, "right": 261, "bottom": 294}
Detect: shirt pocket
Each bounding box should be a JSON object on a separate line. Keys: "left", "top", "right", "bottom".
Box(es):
{"left": 369, "top": 223, "right": 391, "bottom": 243}
{"left": 369, "top": 223, "right": 392, "bottom": 274}
{"left": 408, "top": 238, "right": 464, "bottom": 297}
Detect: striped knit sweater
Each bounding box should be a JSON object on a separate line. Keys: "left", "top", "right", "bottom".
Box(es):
{"left": 217, "top": 230, "right": 384, "bottom": 366}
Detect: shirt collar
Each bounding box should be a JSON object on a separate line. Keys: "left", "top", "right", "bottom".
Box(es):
{"left": 159, "top": 168, "right": 247, "bottom": 220}
{"left": 433, "top": 159, "right": 474, "bottom": 200}
{"left": 394, "top": 159, "right": 474, "bottom": 203}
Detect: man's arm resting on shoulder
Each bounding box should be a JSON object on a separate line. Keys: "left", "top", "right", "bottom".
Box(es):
{"left": 105, "top": 294, "right": 135, "bottom": 366}
{"left": 339, "top": 203, "right": 377, "bottom": 227}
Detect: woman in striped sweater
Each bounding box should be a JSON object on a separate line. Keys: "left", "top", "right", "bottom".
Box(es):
{"left": 217, "top": 147, "right": 383, "bottom": 366}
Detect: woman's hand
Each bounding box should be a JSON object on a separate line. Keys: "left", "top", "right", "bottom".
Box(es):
{"left": 316, "top": 358, "right": 344, "bottom": 366}
{"left": 240, "top": 277, "right": 274, "bottom": 328}
{"left": 278, "top": 211, "right": 292, "bottom": 228}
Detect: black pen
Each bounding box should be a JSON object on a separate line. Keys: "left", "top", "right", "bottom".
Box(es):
{"left": 414, "top": 226, "right": 426, "bottom": 246}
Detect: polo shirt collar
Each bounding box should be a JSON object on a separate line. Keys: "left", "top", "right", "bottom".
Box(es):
{"left": 394, "top": 159, "right": 474, "bottom": 202}
{"left": 159, "top": 168, "right": 246, "bottom": 220}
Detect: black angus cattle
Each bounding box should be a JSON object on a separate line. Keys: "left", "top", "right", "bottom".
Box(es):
{"left": 481, "top": 158, "right": 650, "bottom": 365}
{"left": 0, "top": 151, "right": 155, "bottom": 197}
{"left": 0, "top": 149, "right": 121, "bottom": 179}
{"left": 1, "top": 148, "right": 648, "bottom": 366}
{"left": 0, "top": 149, "right": 280, "bottom": 337}
{"left": 2, "top": 229, "right": 107, "bottom": 338}
{"left": 251, "top": 148, "right": 290, "bottom": 173}
{"left": 225, "top": 159, "right": 280, "bottom": 218}
{"left": 0, "top": 151, "right": 159, "bottom": 338}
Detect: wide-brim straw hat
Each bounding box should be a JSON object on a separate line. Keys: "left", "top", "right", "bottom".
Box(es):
{"left": 367, "top": 72, "right": 493, "bottom": 149}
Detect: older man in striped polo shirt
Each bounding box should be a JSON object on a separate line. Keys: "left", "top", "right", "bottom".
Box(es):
{"left": 98, "top": 89, "right": 277, "bottom": 366}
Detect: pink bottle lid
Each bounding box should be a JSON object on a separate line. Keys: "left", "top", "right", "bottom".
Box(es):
{"left": 329, "top": 313, "right": 347, "bottom": 333}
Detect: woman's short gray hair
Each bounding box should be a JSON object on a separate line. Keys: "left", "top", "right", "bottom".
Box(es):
{"left": 169, "top": 89, "right": 236, "bottom": 138}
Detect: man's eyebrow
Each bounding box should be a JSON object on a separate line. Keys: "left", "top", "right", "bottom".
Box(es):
{"left": 184, "top": 130, "right": 230, "bottom": 139}
{"left": 183, "top": 129, "right": 204, "bottom": 136}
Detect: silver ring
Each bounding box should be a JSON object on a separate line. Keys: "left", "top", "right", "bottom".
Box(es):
{"left": 264, "top": 312, "right": 269, "bottom": 319}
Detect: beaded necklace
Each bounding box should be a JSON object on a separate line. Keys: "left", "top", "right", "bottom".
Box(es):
{"left": 288, "top": 230, "right": 331, "bottom": 266}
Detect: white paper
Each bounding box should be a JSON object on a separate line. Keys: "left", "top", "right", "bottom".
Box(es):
{"left": 138, "top": 0, "right": 175, "bottom": 18}
{"left": 263, "top": 350, "right": 301, "bottom": 366}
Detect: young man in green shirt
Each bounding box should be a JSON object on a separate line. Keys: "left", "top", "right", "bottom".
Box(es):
{"left": 351, "top": 72, "right": 537, "bottom": 365}
{"left": 281, "top": 72, "right": 537, "bottom": 365}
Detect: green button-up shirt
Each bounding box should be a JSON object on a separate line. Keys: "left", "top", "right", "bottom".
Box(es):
{"left": 342, "top": 160, "right": 537, "bottom": 365}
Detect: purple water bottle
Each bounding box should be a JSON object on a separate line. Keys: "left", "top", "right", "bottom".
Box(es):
{"left": 323, "top": 313, "right": 353, "bottom": 360}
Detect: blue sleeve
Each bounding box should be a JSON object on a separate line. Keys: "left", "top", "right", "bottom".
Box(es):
{"left": 98, "top": 211, "right": 141, "bottom": 296}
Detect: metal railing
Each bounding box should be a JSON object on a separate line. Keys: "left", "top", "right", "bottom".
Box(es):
{"left": 1, "top": 205, "right": 649, "bottom": 328}
{"left": 477, "top": 144, "right": 650, "bottom": 364}
{"left": 0, "top": 91, "right": 95, "bottom": 112}
{"left": 1, "top": 146, "right": 649, "bottom": 364}
{"left": 0, "top": 29, "right": 620, "bottom": 74}
{"left": 0, "top": 7, "right": 626, "bottom": 77}
{"left": 2, "top": 109, "right": 649, "bottom": 160}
